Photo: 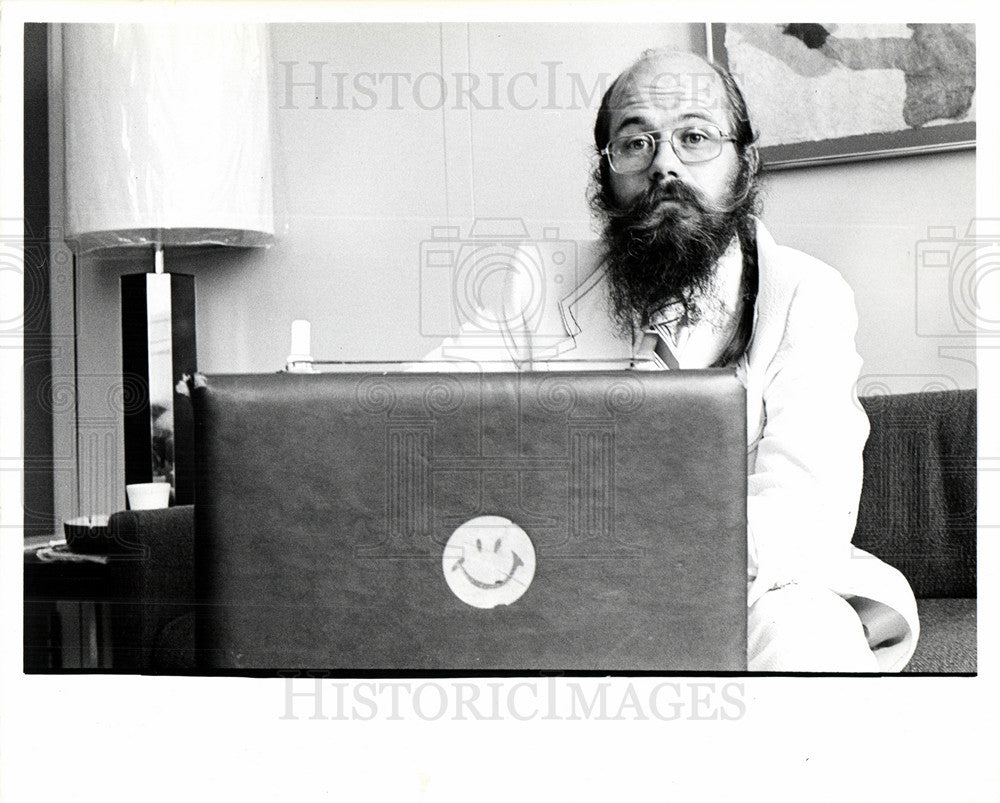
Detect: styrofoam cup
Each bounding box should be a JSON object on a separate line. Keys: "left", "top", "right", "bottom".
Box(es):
{"left": 126, "top": 482, "right": 171, "bottom": 510}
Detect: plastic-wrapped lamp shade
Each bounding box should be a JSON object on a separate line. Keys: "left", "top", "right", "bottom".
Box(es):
{"left": 62, "top": 23, "right": 275, "bottom": 252}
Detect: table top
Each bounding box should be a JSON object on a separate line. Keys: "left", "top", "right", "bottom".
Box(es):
{"left": 23, "top": 539, "right": 116, "bottom": 602}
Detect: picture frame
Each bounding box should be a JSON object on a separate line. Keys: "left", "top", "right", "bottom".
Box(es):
{"left": 709, "top": 23, "right": 976, "bottom": 170}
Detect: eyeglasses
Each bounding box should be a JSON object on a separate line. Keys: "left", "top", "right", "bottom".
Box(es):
{"left": 601, "top": 124, "right": 736, "bottom": 173}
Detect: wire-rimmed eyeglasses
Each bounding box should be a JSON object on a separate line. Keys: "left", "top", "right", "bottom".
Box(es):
{"left": 600, "top": 125, "right": 736, "bottom": 173}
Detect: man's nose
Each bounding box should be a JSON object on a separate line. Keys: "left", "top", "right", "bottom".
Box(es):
{"left": 649, "top": 137, "right": 684, "bottom": 181}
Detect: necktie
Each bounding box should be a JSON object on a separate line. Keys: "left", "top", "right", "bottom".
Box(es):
{"left": 640, "top": 322, "right": 682, "bottom": 370}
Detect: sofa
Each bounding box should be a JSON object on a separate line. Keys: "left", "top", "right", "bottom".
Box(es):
{"left": 852, "top": 388, "right": 976, "bottom": 672}
{"left": 104, "top": 388, "right": 977, "bottom": 674}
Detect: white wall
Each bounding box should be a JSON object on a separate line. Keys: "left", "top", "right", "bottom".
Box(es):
{"left": 62, "top": 22, "right": 976, "bottom": 516}
{"left": 761, "top": 150, "right": 977, "bottom": 394}
{"left": 190, "top": 22, "right": 702, "bottom": 368}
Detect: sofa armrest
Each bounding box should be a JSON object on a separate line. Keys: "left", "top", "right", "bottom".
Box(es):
{"left": 107, "top": 505, "right": 195, "bottom": 671}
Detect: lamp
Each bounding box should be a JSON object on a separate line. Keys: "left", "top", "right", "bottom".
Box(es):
{"left": 62, "top": 22, "right": 274, "bottom": 506}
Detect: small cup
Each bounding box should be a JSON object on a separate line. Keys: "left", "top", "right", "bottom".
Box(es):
{"left": 126, "top": 482, "right": 171, "bottom": 510}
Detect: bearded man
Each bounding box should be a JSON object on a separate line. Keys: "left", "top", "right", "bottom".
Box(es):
{"left": 423, "top": 48, "right": 919, "bottom": 671}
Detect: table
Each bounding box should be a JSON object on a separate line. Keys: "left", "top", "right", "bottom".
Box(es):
{"left": 23, "top": 540, "right": 122, "bottom": 670}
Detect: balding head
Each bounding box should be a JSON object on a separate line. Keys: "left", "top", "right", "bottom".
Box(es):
{"left": 605, "top": 49, "right": 721, "bottom": 114}
{"left": 593, "top": 48, "right": 759, "bottom": 187}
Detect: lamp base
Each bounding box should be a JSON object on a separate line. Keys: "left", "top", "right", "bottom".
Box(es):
{"left": 121, "top": 272, "right": 196, "bottom": 506}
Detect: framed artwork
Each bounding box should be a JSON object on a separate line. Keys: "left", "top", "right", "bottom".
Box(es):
{"left": 709, "top": 23, "right": 976, "bottom": 170}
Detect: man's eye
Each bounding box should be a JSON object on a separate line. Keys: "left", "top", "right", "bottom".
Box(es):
{"left": 680, "top": 127, "right": 721, "bottom": 148}
{"left": 622, "top": 136, "right": 651, "bottom": 153}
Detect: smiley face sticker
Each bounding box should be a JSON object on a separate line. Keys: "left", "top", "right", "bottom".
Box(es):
{"left": 442, "top": 516, "right": 536, "bottom": 609}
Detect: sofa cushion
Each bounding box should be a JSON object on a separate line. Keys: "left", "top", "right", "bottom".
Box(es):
{"left": 903, "top": 597, "right": 976, "bottom": 673}
{"left": 855, "top": 389, "right": 976, "bottom": 598}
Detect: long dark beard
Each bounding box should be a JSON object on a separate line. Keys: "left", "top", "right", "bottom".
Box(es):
{"left": 592, "top": 169, "right": 758, "bottom": 335}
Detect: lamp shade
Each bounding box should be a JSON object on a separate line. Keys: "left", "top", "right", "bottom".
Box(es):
{"left": 62, "top": 23, "right": 274, "bottom": 252}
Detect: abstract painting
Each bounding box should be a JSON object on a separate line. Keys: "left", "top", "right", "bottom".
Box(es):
{"left": 711, "top": 23, "right": 976, "bottom": 169}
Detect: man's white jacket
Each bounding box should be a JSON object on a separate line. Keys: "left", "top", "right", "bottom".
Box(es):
{"left": 423, "top": 221, "right": 919, "bottom": 671}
